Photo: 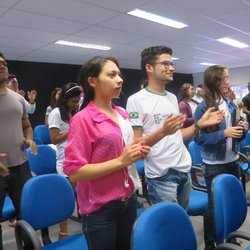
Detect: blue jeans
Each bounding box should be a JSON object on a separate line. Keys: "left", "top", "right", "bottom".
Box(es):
{"left": 203, "top": 161, "right": 242, "bottom": 247}
{"left": 147, "top": 168, "right": 191, "bottom": 210}
{"left": 82, "top": 193, "right": 138, "bottom": 250}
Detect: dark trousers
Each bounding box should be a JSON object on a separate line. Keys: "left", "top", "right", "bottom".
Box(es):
{"left": 82, "top": 193, "right": 138, "bottom": 250}
{"left": 0, "top": 161, "right": 32, "bottom": 250}
{"left": 203, "top": 161, "right": 241, "bottom": 247}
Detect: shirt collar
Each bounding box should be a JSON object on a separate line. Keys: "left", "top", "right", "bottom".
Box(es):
{"left": 86, "top": 101, "right": 128, "bottom": 123}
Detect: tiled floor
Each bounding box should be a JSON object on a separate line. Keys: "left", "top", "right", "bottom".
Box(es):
{"left": 2, "top": 182, "right": 250, "bottom": 250}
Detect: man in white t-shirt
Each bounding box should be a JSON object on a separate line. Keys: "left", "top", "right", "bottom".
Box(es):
{"left": 126, "top": 46, "right": 224, "bottom": 209}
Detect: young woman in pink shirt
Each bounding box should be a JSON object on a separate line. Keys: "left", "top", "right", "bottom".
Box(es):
{"left": 63, "top": 56, "right": 150, "bottom": 250}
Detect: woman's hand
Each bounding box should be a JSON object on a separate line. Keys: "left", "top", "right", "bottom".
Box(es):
{"left": 119, "top": 141, "right": 151, "bottom": 166}
{"left": 224, "top": 126, "right": 243, "bottom": 138}
{"left": 138, "top": 140, "right": 151, "bottom": 160}
{"left": 198, "top": 107, "right": 225, "bottom": 129}
{"left": 238, "top": 120, "right": 248, "bottom": 131}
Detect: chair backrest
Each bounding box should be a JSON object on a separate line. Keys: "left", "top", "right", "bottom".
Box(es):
{"left": 239, "top": 131, "right": 250, "bottom": 154}
{"left": 135, "top": 160, "right": 144, "bottom": 175}
{"left": 0, "top": 196, "right": 15, "bottom": 222}
{"left": 26, "top": 145, "right": 56, "bottom": 175}
{"left": 188, "top": 141, "right": 202, "bottom": 166}
{"left": 212, "top": 174, "right": 247, "bottom": 244}
{"left": 131, "top": 202, "right": 197, "bottom": 250}
{"left": 20, "top": 174, "right": 75, "bottom": 230}
{"left": 34, "top": 125, "right": 51, "bottom": 144}
{"left": 33, "top": 136, "right": 44, "bottom": 145}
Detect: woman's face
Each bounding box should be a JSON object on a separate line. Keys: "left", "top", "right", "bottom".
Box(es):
{"left": 187, "top": 85, "right": 195, "bottom": 99}
{"left": 66, "top": 95, "right": 80, "bottom": 111}
{"left": 92, "top": 60, "right": 123, "bottom": 100}
{"left": 55, "top": 89, "right": 62, "bottom": 100}
{"left": 219, "top": 68, "right": 230, "bottom": 95}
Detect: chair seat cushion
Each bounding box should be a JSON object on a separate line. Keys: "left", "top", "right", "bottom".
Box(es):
{"left": 187, "top": 190, "right": 208, "bottom": 216}
{"left": 43, "top": 233, "right": 88, "bottom": 250}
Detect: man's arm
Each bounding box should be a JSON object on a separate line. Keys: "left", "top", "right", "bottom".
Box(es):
{"left": 133, "top": 114, "right": 186, "bottom": 146}
{"left": 181, "top": 107, "right": 225, "bottom": 140}
{"left": 0, "top": 153, "right": 9, "bottom": 176}
{"left": 22, "top": 117, "right": 37, "bottom": 154}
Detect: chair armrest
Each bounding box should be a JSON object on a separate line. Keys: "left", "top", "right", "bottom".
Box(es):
{"left": 226, "top": 230, "right": 250, "bottom": 243}
{"left": 15, "top": 220, "right": 42, "bottom": 250}
{"left": 238, "top": 152, "right": 250, "bottom": 172}
{"left": 216, "top": 243, "right": 244, "bottom": 249}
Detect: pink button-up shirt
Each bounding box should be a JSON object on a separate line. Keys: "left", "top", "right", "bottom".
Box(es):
{"left": 63, "top": 101, "right": 134, "bottom": 214}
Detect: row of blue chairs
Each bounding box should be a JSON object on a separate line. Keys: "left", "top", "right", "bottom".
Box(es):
{"left": 132, "top": 174, "right": 249, "bottom": 250}
{"left": 14, "top": 173, "right": 249, "bottom": 249}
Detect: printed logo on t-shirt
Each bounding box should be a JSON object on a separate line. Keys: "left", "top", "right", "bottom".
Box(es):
{"left": 154, "top": 113, "right": 162, "bottom": 124}
{"left": 129, "top": 112, "right": 139, "bottom": 119}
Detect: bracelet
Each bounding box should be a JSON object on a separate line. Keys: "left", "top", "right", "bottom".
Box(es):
{"left": 194, "top": 122, "right": 201, "bottom": 136}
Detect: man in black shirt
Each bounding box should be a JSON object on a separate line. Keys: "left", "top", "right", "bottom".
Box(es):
{"left": 242, "top": 82, "right": 250, "bottom": 124}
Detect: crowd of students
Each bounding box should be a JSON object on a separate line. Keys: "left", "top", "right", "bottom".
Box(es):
{"left": 0, "top": 45, "right": 249, "bottom": 250}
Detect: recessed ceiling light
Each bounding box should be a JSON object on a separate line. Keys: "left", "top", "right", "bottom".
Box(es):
{"left": 127, "top": 9, "right": 188, "bottom": 29}
{"left": 172, "top": 57, "right": 179, "bottom": 60}
{"left": 55, "top": 40, "right": 111, "bottom": 50}
{"left": 217, "top": 37, "right": 249, "bottom": 48}
{"left": 200, "top": 62, "right": 216, "bottom": 66}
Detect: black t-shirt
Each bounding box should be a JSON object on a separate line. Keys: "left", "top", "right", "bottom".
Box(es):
{"left": 242, "top": 94, "right": 250, "bottom": 110}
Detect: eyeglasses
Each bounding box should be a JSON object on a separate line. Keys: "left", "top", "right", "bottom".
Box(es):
{"left": 154, "top": 61, "right": 175, "bottom": 68}
{"left": 221, "top": 76, "right": 231, "bottom": 82}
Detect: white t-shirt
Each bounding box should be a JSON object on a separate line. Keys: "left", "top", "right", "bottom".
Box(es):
{"left": 48, "top": 107, "right": 68, "bottom": 175}
{"left": 116, "top": 109, "right": 141, "bottom": 191}
{"left": 126, "top": 88, "right": 191, "bottom": 179}
{"left": 188, "top": 100, "right": 198, "bottom": 116}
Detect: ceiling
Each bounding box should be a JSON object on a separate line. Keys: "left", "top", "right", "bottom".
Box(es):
{"left": 1, "top": 0, "right": 250, "bottom": 74}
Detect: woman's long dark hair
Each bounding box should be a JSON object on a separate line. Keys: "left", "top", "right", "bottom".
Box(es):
{"left": 77, "top": 56, "right": 120, "bottom": 110}
{"left": 50, "top": 87, "right": 62, "bottom": 109}
{"left": 203, "top": 65, "right": 227, "bottom": 110}
{"left": 203, "top": 65, "right": 227, "bottom": 131}
{"left": 57, "top": 82, "right": 82, "bottom": 123}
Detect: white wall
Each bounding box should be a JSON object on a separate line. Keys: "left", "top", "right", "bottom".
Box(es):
{"left": 193, "top": 65, "right": 250, "bottom": 87}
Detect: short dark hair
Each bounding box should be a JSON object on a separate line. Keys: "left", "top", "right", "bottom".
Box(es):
{"left": 7, "top": 73, "right": 17, "bottom": 81}
{"left": 0, "top": 52, "right": 6, "bottom": 60}
{"left": 140, "top": 46, "right": 173, "bottom": 75}
{"left": 197, "top": 84, "right": 203, "bottom": 88}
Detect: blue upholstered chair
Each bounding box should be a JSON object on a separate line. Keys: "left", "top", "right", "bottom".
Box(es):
{"left": 0, "top": 196, "right": 15, "bottom": 222}
{"left": 186, "top": 141, "right": 208, "bottom": 216}
{"left": 212, "top": 174, "right": 250, "bottom": 249}
{"left": 187, "top": 189, "right": 208, "bottom": 216}
{"left": 33, "top": 136, "right": 44, "bottom": 145}
{"left": 26, "top": 145, "right": 56, "bottom": 175}
{"left": 34, "top": 125, "right": 51, "bottom": 145}
{"left": 188, "top": 141, "right": 207, "bottom": 191}
{"left": 15, "top": 174, "right": 88, "bottom": 250}
{"left": 131, "top": 202, "right": 197, "bottom": 250}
